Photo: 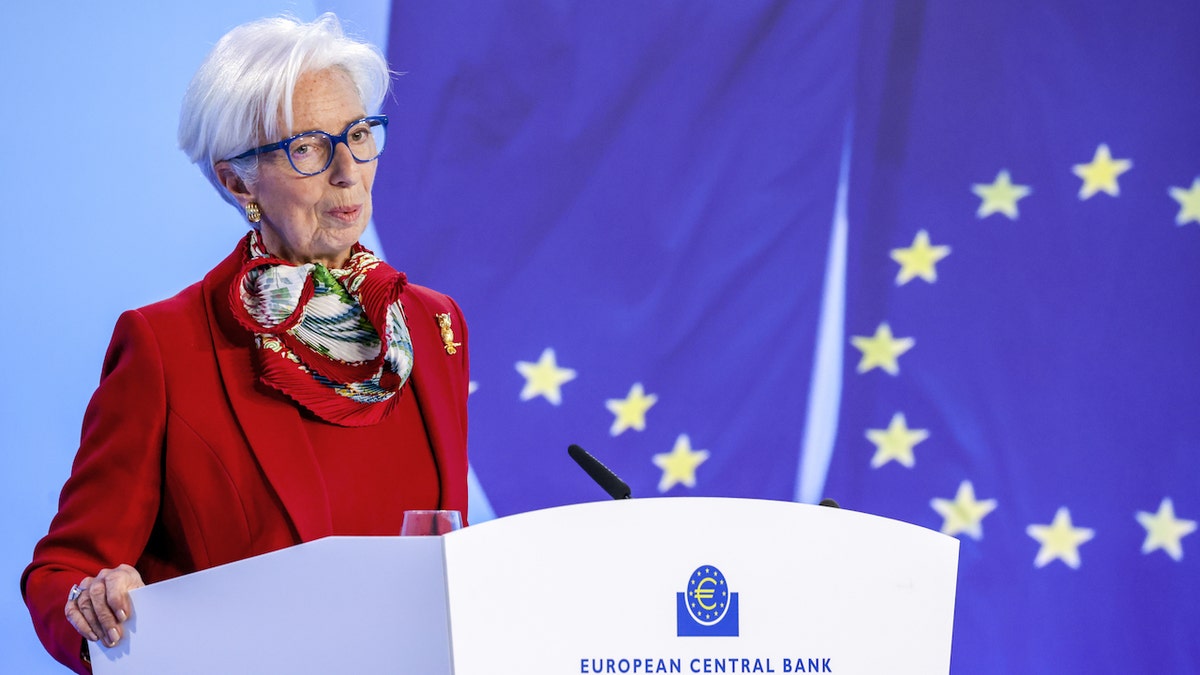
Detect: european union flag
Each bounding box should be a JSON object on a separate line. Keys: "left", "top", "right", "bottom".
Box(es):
{"left": 370, "top": 2, "right": 1199, "bottom": 671}
{"left": 824, "top": 3, "right": 1200, "bottom": 672}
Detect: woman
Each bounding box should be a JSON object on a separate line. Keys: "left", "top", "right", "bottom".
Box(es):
{"left": 21, "top": 14, "right": 469, "bottom": 673}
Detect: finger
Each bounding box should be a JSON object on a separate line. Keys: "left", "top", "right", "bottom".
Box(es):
{"left": 105, "top": 564, "right": 144, "bottom": 624}
{"left": 64, "top": 587, "right": 100, "bottom": 643}
{"left": 78, "top": 596, "right": 104, "bottom": 642}
{"left": 88, "top": 573, "right": 123, "bottom": 647}
{"left": 73, "top": 577, "right": 106, "bottom": 643}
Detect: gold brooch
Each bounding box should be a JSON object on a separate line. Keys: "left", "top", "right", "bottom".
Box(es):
{"left": 436, "top": 313, "right": 461, "bottom": 355}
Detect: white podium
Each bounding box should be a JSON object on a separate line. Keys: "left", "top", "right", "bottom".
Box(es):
{"left": 92, "top": 497, "right": 958, "bottom": 674}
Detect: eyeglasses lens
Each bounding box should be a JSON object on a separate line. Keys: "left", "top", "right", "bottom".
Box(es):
{"left": 288, "top": 134, "right": 333, "bottom": 175}
{"left": 286, "top": 119, "right": 387, "bottom": 176}
{"left": 348, "top": 119, "right": 387, "bottom": 162}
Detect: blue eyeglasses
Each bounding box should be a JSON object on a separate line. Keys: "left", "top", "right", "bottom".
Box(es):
{"left": 229, "top": 115, "right": 388, "bottom": 176}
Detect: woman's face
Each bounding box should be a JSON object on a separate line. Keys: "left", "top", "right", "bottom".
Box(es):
{"left": 242, "top": 68, "right": 377, "bottom": 268}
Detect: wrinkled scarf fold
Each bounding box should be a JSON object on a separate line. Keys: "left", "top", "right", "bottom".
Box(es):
{"left": 229, "top": 232, "right": 413, "bottom": 426}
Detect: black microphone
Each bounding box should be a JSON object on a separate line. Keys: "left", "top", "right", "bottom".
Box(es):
{"left": 818, "top": 498, "right": 841, "bottom": 508}
{"left": 568, "top": 444, "right": 632, "bottom": 500}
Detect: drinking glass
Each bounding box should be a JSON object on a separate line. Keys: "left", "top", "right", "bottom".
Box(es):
{"left": 400, "top": 509, "right": 463, "bottom": 536}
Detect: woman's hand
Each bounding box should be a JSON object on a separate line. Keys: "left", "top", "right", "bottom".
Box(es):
{"left": 64, "top": 564, "right": 145, "bottom": 647}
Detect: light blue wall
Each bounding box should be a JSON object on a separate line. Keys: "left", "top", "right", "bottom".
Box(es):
{"left": 0, "top": 1, "right": 388, "bottom": 670}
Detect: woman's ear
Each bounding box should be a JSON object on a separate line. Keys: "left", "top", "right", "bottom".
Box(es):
{"left": 215, "top": 161, "right": 253, "bottom": 207}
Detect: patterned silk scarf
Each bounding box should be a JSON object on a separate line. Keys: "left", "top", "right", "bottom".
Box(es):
{"left": 228, "top": 232, "right": 414, "bottom": 426}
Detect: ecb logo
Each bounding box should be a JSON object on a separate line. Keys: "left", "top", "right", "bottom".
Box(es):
{"left": 676, "top": 564, "right": 740, "bottom": 636}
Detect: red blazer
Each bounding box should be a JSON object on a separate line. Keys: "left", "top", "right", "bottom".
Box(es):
{"left": 22, "top": 242, "right": 470, "bottom": 673}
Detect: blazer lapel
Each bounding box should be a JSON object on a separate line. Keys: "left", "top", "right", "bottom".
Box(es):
{"left": 202, "top": 245, "right": 334, "bottom": 542}
{"left": 401, "top": 287, "right": 470, "bottom": 515}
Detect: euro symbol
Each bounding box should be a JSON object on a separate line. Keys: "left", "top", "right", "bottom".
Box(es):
{"left": 691, "top": 576, "right": 718, "bottom": 611}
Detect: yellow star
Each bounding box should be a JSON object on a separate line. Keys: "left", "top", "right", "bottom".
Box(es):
{"left": 515, "top": 347, "right": 577, "bottom": 405}
{"left": 605, "top": 383, "right": 658, "bottom": 436}
{"left": 971, "top": 170, "right": 1032, "bottom": 219}
{"left": 1026, "top": 507, "right": 1095, "bottom": 569}
{"left": 850, "top": 323, "right": 914, "bottom": 375}
{"left": 1136, "top": 498, "right": 1197, "bottom": 562}
{"left": 652, "top": 434, "right": 709, "bottom": 492}
{"left": 931, "top": 480, "right": 997, "bottom": 539}
{"left": 1072, "top": 144, "right": 1132, "bottom": 199}
{"left": 890, "top": 230, "right": 951, "bottom": 285}
{"left": 1169, "top": 178, "right": 1200, "bottom": 226}
{"left": 865, "top": 412, "right": 928, "bottom": 469}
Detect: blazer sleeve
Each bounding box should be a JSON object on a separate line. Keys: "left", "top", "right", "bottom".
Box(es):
{"left": 21, "top": 309, "right": 168, "bottom": 674}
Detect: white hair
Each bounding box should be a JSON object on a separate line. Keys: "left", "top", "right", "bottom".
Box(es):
{"left": 178, "top": 13, "right": 390, "bottom": 210}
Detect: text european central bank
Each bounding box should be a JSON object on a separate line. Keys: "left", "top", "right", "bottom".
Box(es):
{"left": 580, "top": 657, "right": 834, "bottom": 673}
{"left": 576, "top": 566, "right": 833, "bottom": 673}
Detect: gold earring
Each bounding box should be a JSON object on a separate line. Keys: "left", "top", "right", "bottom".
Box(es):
{"left": 245, "top": 202, "right": 262, "bottom": 223}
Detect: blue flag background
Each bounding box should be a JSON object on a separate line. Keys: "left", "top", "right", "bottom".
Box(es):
{"left": 378, "top": 1, "right": 1200, "bottom": 671}
{"left": 825, "top": 3, "right": 1200, "bottom": 672}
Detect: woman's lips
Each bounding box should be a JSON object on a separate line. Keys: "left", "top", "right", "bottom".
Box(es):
{"left": 327, "top": 205, "right": 362, "bottom": 223}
